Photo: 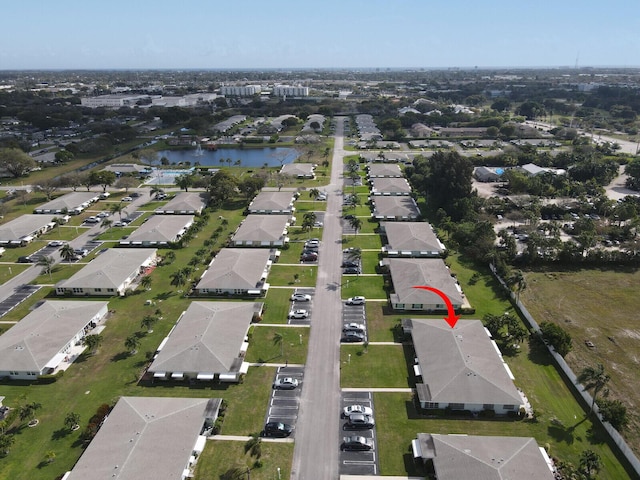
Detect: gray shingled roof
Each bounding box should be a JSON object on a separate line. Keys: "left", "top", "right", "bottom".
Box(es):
{"left": 0, "top": 300, "right": 108, "bottom": 372}
{"left": 387, "top": 258, "right": 463, "bottom": 306}
{"left": 367, "top": 163, "right": 403, "bottom": 177}
{"left": 248, "top": 191, "right": 295, "bottom": 212}
{"left": 57, "top": 248, "right": 156, "bottom": 291}
{"left": 416, "top": 434, "right": 554, "bottom": 480}
{"left": 370, "top": 177, "right": 412, "bottom": 194}
{"left": 34, "top": 192, "right": 99, "bottom": 212}
{"left": 232, "top": 215, "right": 289, "bottom": 243}
{"left": 149, "top": 302, "right": 259, "bottom": 375}
{"left": 123, "top": 215, "right": 193, "bottom": 244}
{"left": 196, "top": 248, "right": 272, "bottom": 290}
{"left": 66, "top": 396, "right": 221, "bottom": 480}
{"left": 409, "top": 319, "right": 522, "bottom": 406}
{"left": 0, "top": 214, "right": 57, "bottom": 241}
{"left": 381, "top": 222, "right": 444, "bottom": 254}
{"left": 155, "top": 192, "right": 208, "bottom": 214}
{"left": 371, "top": 196, "right": 420, "bottom": 218}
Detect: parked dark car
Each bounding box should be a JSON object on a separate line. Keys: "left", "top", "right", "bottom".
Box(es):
{"left": 263, "top": 421, "right": 293, "bottom": 438}
{"left": 17, "top": 256, "right": 33, "bottom": 263}
{"left": 343, "top": 214, "right": 355, "bottom": 220}
{"left": 342, "top": 435, "right": 374, "bottom": 451}
{"left": 341, "top": 331, "right": 365, "bottom": 343}
{"left": 343, "top": 267, "right": 360, "bottom": 274}
{"left": 341, "top": 261, "right": 358, "bottom": 268}
{"left": 300, "top": 253, "right": 318, "bottom": 262}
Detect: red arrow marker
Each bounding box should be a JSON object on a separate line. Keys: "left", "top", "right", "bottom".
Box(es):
{"left": 412, "top": 285, "right": 460, "bottom": 328}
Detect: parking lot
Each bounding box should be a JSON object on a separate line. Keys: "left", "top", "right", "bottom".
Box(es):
{"left": 0, "top": 285, "right": 41, "bottom": 318}
{"left": 265, "top": 366, "right": 305, "bottom": 438}
{"left": 339, "top": 391, "right": 378, "bottom": 476}
{"left": 288, "top": 287, "right": 314, "bottom": 325}
{"left": 342, "top": 298, "right": 367, "bottom": 343}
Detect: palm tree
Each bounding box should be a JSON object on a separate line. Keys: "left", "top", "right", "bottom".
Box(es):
{"left": 309, "top": 188, "right": 320, "bottom": 203}
{"left": 346, "top": 247, "right": 362, "bottom": 264}
{"left": 234, "top": 159, "right": 242, "bottom": 167}
{"left": 273, "top": 332, "right": 284, "bottom": 357}
{"left": 140, "top": 275, "right": 152, "bottom": 290}
{"left": 82, "top": 334, "right": 103, "bottom": 354}
{"left": 0, "top": 434, "right": 15, "bottom": 455}
{"left": 302, "top": 212, "right": 316, "bottom": 233}
{"left": 349, "top": 217, "right": 362, "bottom": 236}
{"left": 60, "top": 243, "right": 75, "bottom": 262}
{"left": 37, "top": 255, "right": 55, "bottom": 280}
{"left": 508, "top": 270, "right": 527, "bottom": 301}
{"left": 64, "top": 412, "right": 80, "bottom": 431}
{"left": 110, "top": 202, "right": 125, "bottom": 221}
{"left": 579, "top": 450, "right": 602, "bottom": 478}
{"left": 244, "top": 433, "right": 262, "bottom": 459}
{"left": 170, "top": 270, "right": 186, "bottom": 289}
{"left": 140, "top": 315, "right": 158, "bottom": 333}
{"left": 19, "top": 402, "right": 42, "bottom": 425}
{"left": 577, "top": 363, "right": 610, "bottom": 415}
{"left": 101, "top": 218, "right": 112, "bottom": 230}
{"left": 125, "top": 334, "right": 140, "bottom": 355}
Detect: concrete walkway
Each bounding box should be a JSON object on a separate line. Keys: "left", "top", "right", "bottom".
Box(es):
{"left": 341, "top": 388, "right": 414, "bottom": 393}
{"left": 209, "top": 435, "right": 294, "bottom": 444}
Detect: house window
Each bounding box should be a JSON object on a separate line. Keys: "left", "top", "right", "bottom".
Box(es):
{"left": 411, "top": 304, "right": 422, "bottom": 309}
{"left": 449, "top": 403, "right": 465, "bottom": 410}
{"left": 94, "top": 288, "right": 102, "bottom": 292}
{"left": 503, "top": 404, "right": 516, "bottom": 410}
{"left": 483, "top": 404, "right": 494, "bottom": 410}
{"left": 395, "top": 304, "right": 405, "bottom": 309}
{"left": 72, "top": 288, "right": 84, "bottom": 293}
{"left": 107, "top": 288, "right": 114, "bottom": 292}
{"left": 423, "top": 402, "right": 438, "bottom": 409}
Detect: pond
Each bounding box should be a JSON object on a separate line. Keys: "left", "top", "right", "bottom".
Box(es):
{"left": 156, "top": 147, "right": 300, "bottom": 168}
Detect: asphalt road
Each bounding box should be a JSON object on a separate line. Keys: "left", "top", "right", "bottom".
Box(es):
{"left": 0, "top": 191, "right": 151, "bottom": 307}
{"left": 290, "top": 118, "right": 347, "bottom": 480}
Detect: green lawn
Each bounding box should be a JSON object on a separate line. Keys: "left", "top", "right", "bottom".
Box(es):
{"left": 341, "top": 274, "right": 386, "bottom": 300}
{"left": 340, "top": 345, "right": 410, "bottom": 388}
{"left": 268, "top": 264, "right": 317, "bottom": 287}
{"left": 342, "top": 205, "right": 371, "bottom": 217}
{"left": 0, "top": 264, "right": 31, "bottom": 283}
{"left": 31, "top": 263, "right": 84, "bottom": 285}
{"left": 0, "top": 200, "right": 269, "bottom": 480}
{"left": 245, "top": 325, "right": 309, "bottom": 365}
{"left": 277, "top": 244, "right": 304, "bottom": 264}
{"left": 261, "top": 288, "right": 312, "bottom": 324}
{"left": 342, "top": 234, "right": 382, "bottom": 250}
{"left": 373, "top": 392, "right": 630, "bottom": 479}
{"left": 194, "top": 438, "right": 294, "bottom": 480}
{"left": 360, "top": 250, "right": 382, "bottom": 274}
{"left": 357, "top": 217, "right": 380, "bottom": 234}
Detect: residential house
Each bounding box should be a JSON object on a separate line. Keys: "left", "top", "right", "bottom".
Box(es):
{"left": 380, "top": 222, "right": 445, "bottom": 258}
{"left": 403, "top": 319, "right": 523, "bottom": 415}
{"left": 474, "top": 166, "right": 504, "bottom": 182}
{"left": 369, "top": 177, "right": 412, "bottom": 196}
{"left": 56, "top": 248, "right": 157, "bottom": 296}
{"left": 194, "top": 248, "right": 277, "bottom": 297}
{"left": 366, "top": 163, "right": 403, "bottom": 178}
{"left": 0, "top": 300, "right": 108, "bottom": 380}
{"left": 0, "top": 214, "right": 60, "bottom": 246}
{"left": 34, "top": 192, "right": 100, "bottom": 215}
{"left": 155, "top": 192, "right": 208, "bottom": 215}
{"left": 247, "top": 190, "right": 296, "bottom": 215}
{"left": 384, "top": 257, "right": 464, "bottom": 311}
{"left": 280, "top": 162, "right": 315, "bottom": 179}
{"left": 371, "top": 196, "right": 420, "bottom": 221}
{"left": 149, "top": 301, "right": 262, "bottom": 382}
{"left": 64, "top": 396, "right": 221, "bottom": 480}
{"left": 231, "top": 214, "right": 290, "bottom": 247}
{"left": 120, "top": 215, "right": 193, "bottom": 247}
{"left": 412, "top": 434, "right": 554, "bottom": 479}
{"left": 517, "top": 163, "right": 566, "bottom": 177}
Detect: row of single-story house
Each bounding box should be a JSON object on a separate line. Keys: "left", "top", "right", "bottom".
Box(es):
{"left": 0, "top": 300, "right": 109, "bottom": 380}
{"left": 246, "top": 189, "right": 297, "bottom": 215}
{"left": 119, "top": 215, "right": 193, "bottom": 247}
{"left": 63, "top": 396, "right": 222, "bottom": 480}
{"left": 34, "top": 191, "right": 105, "bottom": 215}
{"left": 0, "top": 214, "right": 65, "bottom": 246}
{"left": 155, "top": 192, "right": 208, "bottom": 215}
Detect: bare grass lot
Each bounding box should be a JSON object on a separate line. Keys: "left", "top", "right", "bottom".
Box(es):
{"left": 521, "top": 267, "right": 640, "bottom": 456}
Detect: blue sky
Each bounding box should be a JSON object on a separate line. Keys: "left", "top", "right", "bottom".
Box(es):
{"left": 1, "top": 0, "right": 638, "bottom": 70}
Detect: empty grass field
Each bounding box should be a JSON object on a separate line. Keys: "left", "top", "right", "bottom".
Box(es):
{"left": 521, "top": 267, "right": 640, "bottom": 456}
